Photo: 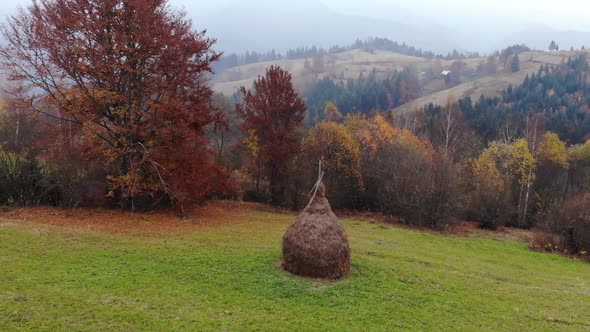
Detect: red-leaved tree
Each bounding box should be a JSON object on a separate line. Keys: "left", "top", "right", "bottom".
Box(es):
{"left": 237, "top": 66, "right": 306, "bottom": 205}
{"left": 0, "top": 0, "right": 224, "bottom": 211}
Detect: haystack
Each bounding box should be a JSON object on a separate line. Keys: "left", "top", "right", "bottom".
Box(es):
{"left": 282, "top": 181, "right": 350, "bottom": 279}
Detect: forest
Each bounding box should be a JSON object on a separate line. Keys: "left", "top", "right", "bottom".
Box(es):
{"left": 0, "top": 0, "right": 588, "bottom": 259}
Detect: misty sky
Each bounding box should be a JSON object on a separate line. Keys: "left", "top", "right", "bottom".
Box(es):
{"left": 2, "top": 0, "right": 590, "bottom": 53}
{"left": 182, "top": 0, "right": 590, "bottom": 31}
{"left": 2, "top": 0, "right": 590, "bottom": 31}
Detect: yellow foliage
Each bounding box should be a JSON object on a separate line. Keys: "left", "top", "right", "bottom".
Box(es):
{"left": 323, "top": 101, "right": 342, "bottom": 122}
{"left": 242, "top": 129, "right": 259, "bottom": 157}
{"left": 509, "top": 139, "right": 536, "bottom": 186}
{"left": 472, "top": 140, "right": 537, "bottom": 192}
{"left": 345, "top": 113, "right": 401, "bottom": 157}
{"left": 472, "top": 143, "right": 507, "bottom": 193}
{"left": 373, "top": 114, "right": 397, "bottom": 142}
{"left": 537, "top": 132, "right": 568, "bottom": 168}
{"left": 303, "top": 122, "right": 362, "bottom": 183}
{"left": 569, "top": 140, "right": 590, "bottom": 162}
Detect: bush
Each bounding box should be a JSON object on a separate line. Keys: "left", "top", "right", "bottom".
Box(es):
{"left": 0, "top": 150, "right": 49, "bottom": 206}
{"left": 299, "top": 122, "right": 362, "bottom": 209}
{"left": 538, "top": 193, "right": 590, "bottom": 255}
{"left": 372, "top": 131, "right": 448, "bottom": 227}
{"left": 465, "top": 141, "right": 515, "bottom": 230}
{"left": 242, "top": 189, "right": 270, "bottom": 203}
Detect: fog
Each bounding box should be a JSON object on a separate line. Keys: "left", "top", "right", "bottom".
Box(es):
{"left": 2, "top": 0, "right": 590, "bottom": 54}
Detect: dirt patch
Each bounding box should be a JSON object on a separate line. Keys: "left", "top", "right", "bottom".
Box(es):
{"left": 0, "top": 201, "right": 281, "bottom": 236}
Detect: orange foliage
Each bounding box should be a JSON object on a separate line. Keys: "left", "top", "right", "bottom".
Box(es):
{"left": 0, "top": 0, "right": 225, "bottom": 209}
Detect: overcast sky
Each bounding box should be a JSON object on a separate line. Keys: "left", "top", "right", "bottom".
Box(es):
{"left": 324, "top": 0, "right": 590, "bottom": 31}
{"left": 176, "top": 0, "right": 590, "bottom": 31}
{"left": 2, "top": 0, "right": 590, "bottom": 53}
{"left": 1, "top": 0, "right": 590, "bottom": 31}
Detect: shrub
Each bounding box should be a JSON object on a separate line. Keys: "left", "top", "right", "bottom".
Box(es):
{"left": 465, "top": 142, "right": 513, "bottom": 229}
{"left": 0, "top": 150, "right": 49, "bottom": 206}
{"left": 373, "top": 130, "right": 439, "bottom": 227}
{"left": 242, "top": 189, "right": 270, "bottom": 203}
{"left": 300, "top": 122, "right": 362, "bottom": 209}
{"left": 538, "top": 193, "right": 590, "bottom": 256}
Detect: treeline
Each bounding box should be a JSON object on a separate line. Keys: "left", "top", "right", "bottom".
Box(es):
{"left": 398, "top": 55, "right": 590, "bottom": 254}
{"left": 330, "top": 38, "right": 479, "bottom": 60}
{"left": 305, "top": 67, "right": 421, "bottom": 123}
{"left": 452, "top": 54, "right": 590, "bottom": 145}
{"left": 214, "top": 37, "right": 477, "bottom": 72}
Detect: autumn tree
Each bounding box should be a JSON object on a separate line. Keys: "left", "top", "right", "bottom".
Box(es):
{"left": 509, "top": 139, "right": 536, "bottom": 227}
{"left": 301, "top": 122, "right": 362, "bottom": 208}
{"left": 0, "top": 0, "right": 223, "bottom": 210}
{"left": 468, "top": 142, "right": 513, "bottom": 229}
{"left": 433, "top": 98, "right": 464, "bottom": 157}
{"left": 534, "top": 132, "right": 569, "bottom": 218}
{"left": 323, "top": 101, "right": 343, "bottom": 123}
{"left": 373, "top": 129, "right": 439, "bottom": 226}
{"left": 210, "top": 94, "right": 239, "bottom": 165}
{"left": 242, "top": 128, "right": 263, "bottom": 196}
{"left": 344, "top": 113, "right": 398, "bottom": 209}
{"left": 237, "top": 66, "right": 306, "bottom": 205}
{"left": 567, "top": 140, "right": 590, "bottom": 193}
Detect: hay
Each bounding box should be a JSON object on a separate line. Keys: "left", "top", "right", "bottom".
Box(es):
{"left": 282, "top": 182, "right": 351, "bottom": 279}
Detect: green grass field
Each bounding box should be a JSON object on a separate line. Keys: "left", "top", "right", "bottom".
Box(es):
{"left": 1, "top": 206, "right": 589, "bottom": 331}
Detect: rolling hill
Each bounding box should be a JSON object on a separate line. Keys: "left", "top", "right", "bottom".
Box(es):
{"left": 392, "top": 51, "right": 576, "bottom": 113}
{"left": 213, "top": 48, "right": 578, "bottom": 114}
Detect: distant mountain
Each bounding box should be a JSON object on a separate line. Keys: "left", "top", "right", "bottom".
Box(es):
{"left": 190, "top": 0, "right": 462, "bottom": 54}
{"left": 185, "top": 0, "right": 590, "bottom": 56}
{"left": 496, "top": 24, "right": 590, "bottom": 50}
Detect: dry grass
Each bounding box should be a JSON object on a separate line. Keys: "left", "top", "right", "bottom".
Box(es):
{"left": 0, "top": 201, "right": 289, "bottom": 236}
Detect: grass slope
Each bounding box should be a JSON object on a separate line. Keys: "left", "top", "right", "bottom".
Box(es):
{"left": 392, "top": 51, "right": 577, "bottom": 114}
{"left": 1, "top": 206, "right": 589, "bottom": 331}
{"left": 214, "top": 48, "right": 580, "bottom": 115}
{"left": 213, "top": 49, "right": 473, "bottom": 96}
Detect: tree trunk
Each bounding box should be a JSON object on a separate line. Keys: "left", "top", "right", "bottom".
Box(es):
{"left": 521, "top": 180, "right": 531, "bottom": 227}
{"left": 14, "top": 109, "right": 20, "bottom": 148}
{"left": 270, "top": 163, "right": 284, "bottom": 206}
{"left": 255, "top": 155, "right": 261, "bottom": 195}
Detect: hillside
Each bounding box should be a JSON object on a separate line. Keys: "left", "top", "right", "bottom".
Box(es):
{"left": 392, "top": 51, "right": 574, "bottom": 113}
{"left": 1, "top": 203, "right": 589, "bottom": 330}
{"left": 214, "top": 49, "right": 577, "bottom": 113}
{"left": 213, "top": 49, "right": 483, "bottom": 96}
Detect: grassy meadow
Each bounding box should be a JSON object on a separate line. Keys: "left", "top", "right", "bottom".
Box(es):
{"left": 1, "top": 204, "right": 589, "bottom": 331}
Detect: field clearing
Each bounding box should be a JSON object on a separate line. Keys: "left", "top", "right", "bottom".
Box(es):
{"left": 1, "top": 202, "right": 589, "bottom": 331}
